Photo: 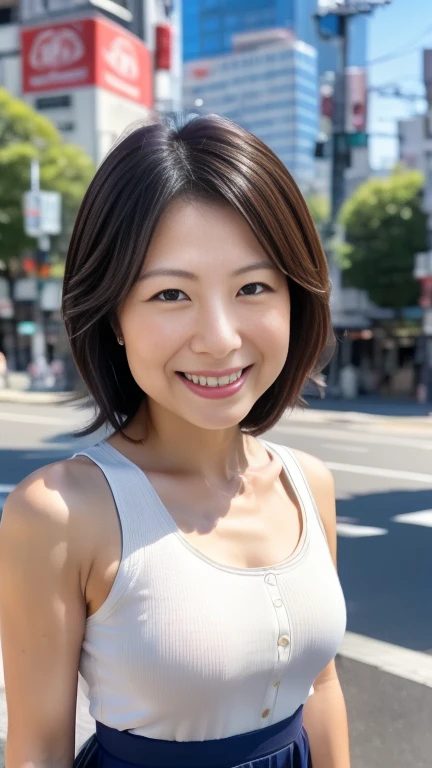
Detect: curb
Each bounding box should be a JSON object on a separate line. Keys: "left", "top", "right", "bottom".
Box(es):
{"left": 0, "top": 390, "right": 73, "bottom": 405}
{"left": 0, "top": 391, "right": 431, "bottom": 432}
{"left": 285, "top": 409, "right": 432, "bottom": 433}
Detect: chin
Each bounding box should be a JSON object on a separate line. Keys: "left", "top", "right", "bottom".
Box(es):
{"left": 181, "top": 407, "right": 253, "bottom": 432}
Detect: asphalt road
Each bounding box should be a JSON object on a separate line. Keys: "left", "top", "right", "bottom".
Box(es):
{"left": 0, "top": 400, "right": 431, "bottom": 767}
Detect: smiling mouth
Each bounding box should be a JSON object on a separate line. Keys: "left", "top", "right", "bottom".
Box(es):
{"left": 178, "top": 367, "right": 250, "bottom": 388}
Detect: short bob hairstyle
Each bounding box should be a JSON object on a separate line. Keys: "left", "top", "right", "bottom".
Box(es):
{"left": 62, "top": 114, "right": 333, "bottom": 439}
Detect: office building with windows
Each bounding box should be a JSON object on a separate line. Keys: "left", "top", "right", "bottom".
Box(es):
{"left": 183, "top": 30, "right": 318, "bottom": 192}
{"left": 183, "top": 0, "right": 367, "bottom": 71}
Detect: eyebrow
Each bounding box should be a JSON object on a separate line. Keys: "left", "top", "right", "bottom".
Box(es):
{"left": 137, "top": 260, "right": 278, "bottom": 282}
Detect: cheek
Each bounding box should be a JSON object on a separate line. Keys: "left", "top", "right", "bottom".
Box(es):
{"left": 250, "top": 305, "right": 290, "bottom": 353}
{"left": 121, "top": 307, "right": 185, "bottom": 369}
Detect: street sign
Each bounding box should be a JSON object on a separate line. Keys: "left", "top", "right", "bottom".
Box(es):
{"left": 347, "top": 132, "right": 368, "bottom": 147}
{"left": 23, "top": 190, "right": 62, "bottom": 237}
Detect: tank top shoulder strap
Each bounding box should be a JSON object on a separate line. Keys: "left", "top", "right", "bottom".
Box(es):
{"left": 261, "top": 439, "right": 329, "bottom": 543}
{"left": 70, "top": 441, "right": 162, "bottom": 587}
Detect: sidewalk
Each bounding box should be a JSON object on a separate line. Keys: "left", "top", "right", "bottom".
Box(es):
{"left": 1, "top": 374, "right": 431, "bottom": 432}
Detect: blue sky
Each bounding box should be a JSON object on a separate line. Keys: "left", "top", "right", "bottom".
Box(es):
{"left": 367, "top": 0, "right": 432, "bottom": 169}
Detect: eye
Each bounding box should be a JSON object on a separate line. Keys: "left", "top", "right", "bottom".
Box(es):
{"left": 238, "top": 282, "right": 271, "bottom": 296}
{"left": 151, "top": 289, "right": 189, "bottom": 302}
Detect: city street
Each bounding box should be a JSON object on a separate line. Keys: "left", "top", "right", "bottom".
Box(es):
{"left": 0, "top": 400, "right": 431, "bottom": 767}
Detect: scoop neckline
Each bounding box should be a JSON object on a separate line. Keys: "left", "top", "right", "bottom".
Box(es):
{"left": 100, "top": 438, "right": 309, "bottom": 576}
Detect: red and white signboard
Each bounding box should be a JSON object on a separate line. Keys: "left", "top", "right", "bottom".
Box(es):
{"left": 21, "top": 16, "right": 153, "bottom": 106}
{"left": 345, "top": 67, "right": 367, "bottom": 133}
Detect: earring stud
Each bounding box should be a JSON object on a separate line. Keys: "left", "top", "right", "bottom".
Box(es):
{"left": 117, "top": 336, "right": 124, "bottom": 345}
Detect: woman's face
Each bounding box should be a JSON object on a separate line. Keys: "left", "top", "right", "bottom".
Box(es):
{"left": 117, "top": 199, "right": 291, "bottom": 432}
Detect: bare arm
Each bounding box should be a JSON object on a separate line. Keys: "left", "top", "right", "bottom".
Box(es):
{"left": 294, "top": 451, "right": 350, "bottom": 768}
{"left": 0, "top": 464, "right": 91, "bottom": 768}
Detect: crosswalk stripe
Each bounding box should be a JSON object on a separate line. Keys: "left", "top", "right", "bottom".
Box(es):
{"left": 327, "top": 462, "right": 432, "bottom": 484}
{"left": 336, "top": 523, "right": 388, "bottom": 537}
{"left": 391, "top": 510, "right": 432, "bottom": 527}
{"left": 340, "top": 632, "right": 432, "bottom": 687}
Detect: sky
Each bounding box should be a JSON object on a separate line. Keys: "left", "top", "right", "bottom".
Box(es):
{"left": 367, "top": 0, "right": 432, "bottom": 169}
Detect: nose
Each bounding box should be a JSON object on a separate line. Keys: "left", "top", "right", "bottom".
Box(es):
{"left": 190, "top": 302, "right": 242, "bottom": 358}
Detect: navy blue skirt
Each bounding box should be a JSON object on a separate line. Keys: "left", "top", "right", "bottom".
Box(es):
{"left": 75, "top": 705, "right": 311, "bottom": 768}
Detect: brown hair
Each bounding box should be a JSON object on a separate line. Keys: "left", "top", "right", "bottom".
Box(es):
{"left": 62, "top": 114, "right": 333, "bottom": 439}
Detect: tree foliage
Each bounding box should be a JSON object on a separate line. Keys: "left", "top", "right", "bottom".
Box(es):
{"left": 338, "top": 168, "right": 426, "bottom": 308}
{"left": 305, "top": 194, "right": 330, "bottom": 232}
{"left": 0, "top": 88, "right": 95, "bottom": 265}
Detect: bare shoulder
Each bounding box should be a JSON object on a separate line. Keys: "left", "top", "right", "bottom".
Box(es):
{"left": 290, "top": 449, "right": 335, "bottom": 499}
{"left": 1, "top": 455, "right": 109, "bottom": 564}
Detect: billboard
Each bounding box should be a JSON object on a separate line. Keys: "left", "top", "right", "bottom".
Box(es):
{"left": 21, "top": 16, "right": 152, "bottom": 106}
{"left": 345, "top": 67, "right": 367, "bottom": 133}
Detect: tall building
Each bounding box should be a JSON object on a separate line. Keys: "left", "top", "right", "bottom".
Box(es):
{"left": 182, "top": 0, "right": 367, "bottom": 72}
{"left": 183, "top": 30, "right": 318, "bottom": 192}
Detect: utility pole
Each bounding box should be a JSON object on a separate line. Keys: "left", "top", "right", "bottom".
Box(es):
{"left": 315, "top": 0, "right": 392, "bottom": 397}
{"left": 413, "top": 50, "right": 432, "bottom": 405}
{"left": 330, "top": 14, "right": 349, "bottom": 233}
{"left": 316, "top": 0, "right": 392, "bottom": 239}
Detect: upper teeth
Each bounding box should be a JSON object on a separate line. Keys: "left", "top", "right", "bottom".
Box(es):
{"left": 184, "top": 370, "right": 243, "bottom": 387}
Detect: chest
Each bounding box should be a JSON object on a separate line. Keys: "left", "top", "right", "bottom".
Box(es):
{"left": 84, "top": 540, "right": 347, "bottom": 717}
{"left": 142, "top": 467, "right": 304, "bottom": 571}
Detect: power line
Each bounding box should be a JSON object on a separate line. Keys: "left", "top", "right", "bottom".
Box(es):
{"left": 367, "top": 21, "right": 432, "bottom": 66}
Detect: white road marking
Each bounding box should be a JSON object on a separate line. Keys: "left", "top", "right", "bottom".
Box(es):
{"left": 276, "top": 423, "right": 432, "bottom": 451}
{"left": 392, "top": 510, "right": 432, "bottom": 527}
{"left": 327, "top": 462, "right": 432, "bottom": 485}
{"left": 0, "top": 485, "right": 14, "bottom": 493}
{"left": 0, "top": 412, "right": 71, "bottom": 426}
{"left": 322, "top": 443, "right": 369, "bottom": 454}
{"left": 340, "top": 631, "right": 432, "bottom": 688}
{"left": 336, "top": 523, "right": 388, "bottom": 537}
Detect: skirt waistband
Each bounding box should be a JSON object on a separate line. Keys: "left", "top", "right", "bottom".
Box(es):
{"left": 95, "top": 706, "right": 304, "bottom": 768}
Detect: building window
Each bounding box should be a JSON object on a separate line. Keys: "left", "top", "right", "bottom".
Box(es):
{"left": 202, "top": 33, "right": 221, "bottom": 54}
{"left": 226, "top": 14, "right": 240, "bottom": 30}
{"left": 35, "top": 95, "right": 72, "bottom": 110}
{"left": 57, "top": 121, "right": 75, "bottom": 132}
{"left": 201, "top": 15, "right": 220, "bottom": 32}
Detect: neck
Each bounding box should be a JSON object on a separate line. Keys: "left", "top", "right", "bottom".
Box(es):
{"left": 122, "top": 401, "right": 266, "bottom": 484}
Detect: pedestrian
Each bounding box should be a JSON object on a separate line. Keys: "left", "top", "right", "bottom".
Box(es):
{"left": 0, "top": 115, "right": 349, "bottom": 768}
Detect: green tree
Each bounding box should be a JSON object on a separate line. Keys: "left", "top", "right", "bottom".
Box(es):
{"left": 0, "top": 88, "right": 95, "bottom": 267}
{"left": 338, "top": 168, "right": 426, "bottom": 308}
{"left": 305, "top": 194, "right": 330, "bottom": 233}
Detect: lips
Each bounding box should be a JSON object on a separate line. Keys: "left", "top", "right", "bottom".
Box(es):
{"left": 180, "top": 369, "right": 244, "bottom": 387}
{"left": 176, "top": 365, "right": 253, "bottom": 400}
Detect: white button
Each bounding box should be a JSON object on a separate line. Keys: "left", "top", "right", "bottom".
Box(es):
{"left": 273, "top": 599, "right": 283, "bottom": 608}
{"left": 278, "top": 635, "right": 290, "bottom": 648}
{"left": 265, "top": 573, "right": 276, "bottom": 585}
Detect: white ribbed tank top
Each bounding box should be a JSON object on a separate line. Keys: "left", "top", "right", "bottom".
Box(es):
{"left": 73, "top": 439, "right": 346, "bottom": 741}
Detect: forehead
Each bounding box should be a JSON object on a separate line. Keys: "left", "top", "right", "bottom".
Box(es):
{"left": 143, "top": 198, "right": 272, "bottom": 271}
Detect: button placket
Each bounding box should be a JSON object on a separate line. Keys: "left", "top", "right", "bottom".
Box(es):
{"left": 260, "top": 572, "right": 292, "bottom": 725}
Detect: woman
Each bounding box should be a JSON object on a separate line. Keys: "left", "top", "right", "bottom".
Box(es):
{"left": 0, "top": 115, "right": 349, "bottom": 768}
